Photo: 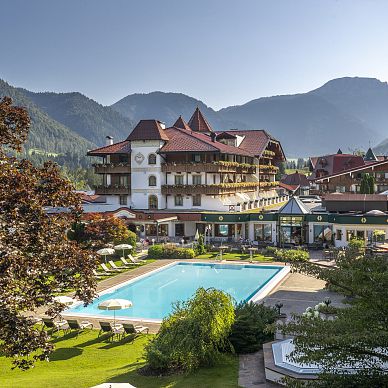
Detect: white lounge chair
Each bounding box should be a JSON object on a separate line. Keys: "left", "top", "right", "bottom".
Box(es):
{"left": 108, "top": 260, "right": 125, "bottom": 270}
{"left": 127, "top": 254, "right": 145, "bottom": 265}
{"left": 93, "top": 269, "right": 109, "bottom": 277}
{"left": 120, "top": 257, "right": 134, "bottom": 267}
{"left": 101, "top": 263, "right": 120, "bottom": 273}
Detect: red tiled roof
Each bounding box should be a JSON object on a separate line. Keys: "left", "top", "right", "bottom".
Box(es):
{"left": 281, "top": 172, "right": 310, "bottom": 187}
{"left": 279, "top": 182, "right": 299, "bottom": 192}
{"left": 309, "top": 154, "right": 365, "bottom": 178}
{"left": 87, "top": 140, "right": 131, "bottom": 156}
{"left": 126, "top": 120, "right": 169, "bottom": 141}
{"left": 188, "top": 107, "right": 213, "bottom": 132}
{"left": 173, "top": 116, "right": 191, "bottom": 131}
{"left": 160, "top": 127, "right": 253, "bottom": 156}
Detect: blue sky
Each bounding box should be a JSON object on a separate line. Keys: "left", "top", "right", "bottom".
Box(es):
{"left": 1, "top": 0, "right": 388, "bottom": 109}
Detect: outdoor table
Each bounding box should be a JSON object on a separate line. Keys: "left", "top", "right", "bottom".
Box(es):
{"left": 218, "top": 245, "right": 229, "bottom": 261}
{"left": 248, "top": 247, "right": 258, "bottom": 262}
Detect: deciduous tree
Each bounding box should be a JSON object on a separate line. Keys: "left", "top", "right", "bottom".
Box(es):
{"left": 0, "top": 97, "right": 97, "bottom": 369}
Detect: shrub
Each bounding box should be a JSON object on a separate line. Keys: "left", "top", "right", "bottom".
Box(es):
{"left": 229, "top": 302, "right": 278, "bottom": 354}
{"left": 145, "top": 288, "right": 235, "bottom": 372}
{"left": 275, "top": 248, "right": 309, "bottom": 262}
{"left": 348, "top": 237, "right": 365, "bottom": 252}
{"left": 265, "top": 246, "right": 278, "bottom": 255}
{"left": 147, "top": 244, "right": 194, "bottom": 260}
{"left": 194, "top": 234, "right": 206, "bottom": 255}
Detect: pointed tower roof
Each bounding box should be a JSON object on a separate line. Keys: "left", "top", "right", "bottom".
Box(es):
{"left": 337, "top": 148, "right": 343, "bottom": 154}
{"left": 188, "top": 107, "right": 213, "bottom": 133}
{"left": 364, "top": 147, "right": 378, "bottom": 162}
{"left": 279, "top": 197, "right": 310, "bottom": 215}
{"left": 173, "top": 115, "right": 191, "bottom": 131}
{"left": 126, "top": 120, "right": 168, "bottom": 141}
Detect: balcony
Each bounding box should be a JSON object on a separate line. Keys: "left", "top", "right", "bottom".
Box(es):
{"left": 258, "top": 164, "right": 279, "bottom": 174}
{"left": 161, "top": 162, "right": 256, "bottom": 174}
{"left": 94, "top": 185, "right": 131, "bottom": 195}
{"left": 93, "top": 163, "right": 131, "bottom": 174}
{"left": 161, "top": 181, "right": 278, "bottom": 195}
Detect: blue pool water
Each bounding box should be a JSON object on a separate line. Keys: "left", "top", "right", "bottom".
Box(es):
{"left": 67, "top": 262, "right": 282, "bottom": 320}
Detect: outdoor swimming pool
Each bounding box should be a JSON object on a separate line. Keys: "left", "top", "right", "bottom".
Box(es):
{"left": 66, "top": 262, "right": 289, "bottom": 321}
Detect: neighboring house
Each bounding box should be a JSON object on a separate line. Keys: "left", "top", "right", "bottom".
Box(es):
{"left": 280, "top": 171, "right": 310, "bottom": 196}
{"left": 86, "top": 108, "right": 288, "bottom": 241}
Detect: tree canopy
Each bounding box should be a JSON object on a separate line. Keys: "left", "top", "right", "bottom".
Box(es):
{"left": 0, "top": 97, "right": 98, "bottom": 369}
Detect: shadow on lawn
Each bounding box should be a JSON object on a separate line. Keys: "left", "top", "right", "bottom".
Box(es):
{"left": 49, "top": 347, "right": 83, "bottom": 361}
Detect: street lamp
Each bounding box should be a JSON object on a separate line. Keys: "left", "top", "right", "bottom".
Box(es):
{"left": 151, "top": 238, "right": 155, "bottom": 246}
{"left": 181, "top": 238, "right": 185, "bottom": 246}
{"left": 275, "top": 301, "right": 284, "bottom": 316}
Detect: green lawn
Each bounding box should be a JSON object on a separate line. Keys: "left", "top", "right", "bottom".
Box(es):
{"left": 196, "top": 252, "right": 274, "bottom": 262}
{"left": 0, "top": 331, "right": 239, "bottom": 388}
{"left": 95, "top": 258, "right": 155, "bottom": 281}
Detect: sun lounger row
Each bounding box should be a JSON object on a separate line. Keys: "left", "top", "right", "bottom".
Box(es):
{"left": 93, "top": 255, "right": 146, "bottom": 278}
{"left": 41, "top": 318, "right": 149, "bottom": 341}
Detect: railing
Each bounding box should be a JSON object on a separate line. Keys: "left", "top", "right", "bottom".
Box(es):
{"left": 94, "top": 185, "right": 131, "bottom": 195}
{"left": 93, "top": 163, "right": 131, "bottom": 174}
{"left": 161, "top": 181, "right": 278, "bottom": 195}
{"left": 161, "top": 162, "right": 256, "bottom": 174}
{"left": 258, "top": 164, "right": 279, "bottom": 173}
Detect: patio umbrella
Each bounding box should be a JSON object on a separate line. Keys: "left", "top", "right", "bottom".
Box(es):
{"left": 194, "top": 229, "right": 199, "bottom": 241}
{"left": 98, "top": 299, "right": 132, "bottom": 327}
{"left": 97, "top": 248, "right": 115, "bottom": 263}
{"left": 114, "top": 244, "right": 133, "bottom": 258}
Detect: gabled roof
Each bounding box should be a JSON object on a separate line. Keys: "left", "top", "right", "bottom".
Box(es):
{"left": 87, "top": 140, "right": 131, "bottom": 156}
{"left": 281, "top": 171, "right": 310, "bottom": 187}
{"left": 126, "top": 119, "right": 169, "bottom": 141}
{"left": 364, "top": 147, "right": 378, "bottom": 162}
{"left": 279, "top": 197, "right": 310, "bottom": 214}
{"left": 159, "top": 127, "right": 253, "bottom": 156}
{"left": 173, "top": 116, "right": 191, "bottom": 131}
{"left": 279, "top": 182, "right": 299, "bottom": 192}
{"left": 188, "top": 107, "right": 213, "bottom": 133}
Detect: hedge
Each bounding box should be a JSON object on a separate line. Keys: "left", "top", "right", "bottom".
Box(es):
{"left": 148, "top": 244, "right": 195, "bottom": 260}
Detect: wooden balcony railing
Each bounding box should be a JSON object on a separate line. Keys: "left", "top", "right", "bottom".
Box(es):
{"left": 93, "top": 163, "right": 131, "bottom": 174}
{"left": 161, "top": 181, "right": 278, "bottom": 195}
{"left": 94, "top": 185, "right": 131, "bottom": 195}
{"left": 161, "top": 162, "right": 256, "bottom": 174}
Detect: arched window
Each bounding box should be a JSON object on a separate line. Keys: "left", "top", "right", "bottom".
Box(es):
{"left": 148, "top": 153, "right": 157, "bottom": 165}
{"left": 149, "top": 195, "right": 158, "bottom": 209}
{"left": 149, "top": 175, "right": 157, "bottom": 186}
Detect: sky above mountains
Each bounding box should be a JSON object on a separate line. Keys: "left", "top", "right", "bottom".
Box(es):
{"left": 2, "top": 0, "right": 388, "bottom": 109}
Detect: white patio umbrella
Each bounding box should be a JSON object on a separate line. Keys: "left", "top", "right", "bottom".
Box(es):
{"left": 53, "top": 296, "right": 75, "bottom": 306}
{"left": 194, "top": 229, "right": 200, "bottom": 241}
{"left": 114, "top": 244, "right": 133, "bottom": 258}
{"left": 97, "top": 248, "right": 116, "bottom": 263}
{"left": 98, "top": 299, "right": 132, "bottom": 327}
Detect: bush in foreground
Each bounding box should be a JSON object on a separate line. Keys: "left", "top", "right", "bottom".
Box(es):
{"left": 229, "top": 302, "right": 278, "bottom": 353}
{"left": 145, "top": 288, "right": 235, "bottom": 372}
{"left": 148, "top": 244, "right": 195, "bottom": 260}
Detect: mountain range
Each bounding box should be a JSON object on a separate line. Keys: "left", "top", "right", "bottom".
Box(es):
{"left": 1, "top": 76, "right": 388, "bottom": 159}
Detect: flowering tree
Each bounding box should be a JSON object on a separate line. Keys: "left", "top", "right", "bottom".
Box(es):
{"left": 281, "top": 247, "right": 388, "bottom": 386}
{"left": 0, "top": 97, "right": 98, "bottom": 369}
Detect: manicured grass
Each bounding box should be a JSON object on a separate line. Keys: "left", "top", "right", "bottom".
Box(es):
{"left": 0, "top": 331, "right": 239, "bottom": 388}
{"left": 95, "top": 258, "right": 155, "bottom": 281}
{"left": 196, "top": 252, "right": 275, "bottom": 262}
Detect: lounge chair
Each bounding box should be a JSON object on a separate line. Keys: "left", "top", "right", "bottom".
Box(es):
{"left": 120, "top": 257, "right": 134, "bottom": 267}
{"left": 42, "top": 317, "right": 69, "bottom": 335}
{"left": 101, "top": 263, "right": 120, "bottom": 273}
{"left": 122, "top": 323, "right": 149, "bottom": 337}
{"left": 66, "top": 319, "right": 93, "bottom": 336}
{"left": 127, "top": 254, "right": 145, "bottom": 265}
{"left": 98, "top": 321, "right": 123, "bottom": 341}
{"left": 93, "top": 269, "right": 109, "bottom": 278}
{"left": 108, "top": 260, "right": 125, "bottom": 271}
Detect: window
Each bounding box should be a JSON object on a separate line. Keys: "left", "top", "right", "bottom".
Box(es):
{"left": 148, "top": 195, "right": 158, "bottom": 209}
{"left": 175, "top": 195, "right": 183, "bottom": 206}
{"left": 175, "top": 223, "right": 185, "bottom": 236}
{"left": 119, "top": 195, "right": 127, "bottom": 206}
{"left": 192, "top": 194, "right": 201, "bottom": 206}
{"left": 192, "top": 175, "right": 202, "bottom": 185}
{"left": 148, "top": 154, "right": 157, "bottom": 165}
{"left": 145, "top": 224, "right": 157, "bottom": 236}
{"left": 119, "top": 175, "right": 128, "bottom": 186}
{"left": 192, "top": 154, "right": 201, "bottom": 162}
{"left": 215, "top": 224, "right": 229, "bottom": 237}
{"left": 175, "top": 175, "right": 184, "bottom": 185}
{"left": 336, "top": 229, "right": 343, "bottom": 241}
{"left": 254, "top": 224, "right": 272, "bottom": 241}
{"left": 346, "top": 230, "right": 355, "bottom": 241}
{"left": 213, "top": 175, "right": 217, "bottom": 184}
{"left": 148, "top": 175, "right": 156, "bottom": 186}
{"left": 336, "top": 186, "right": 345, "bottom": 193}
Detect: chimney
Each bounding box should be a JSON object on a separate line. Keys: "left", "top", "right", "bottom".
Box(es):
{"left": 158, "top": 121, "right": 166, "bottom": 129}
{"left": 210, "top": 132, "right": 216, "bottom": 142}
{"left": 106, "top": 136, "right": 113, "bottom": 146}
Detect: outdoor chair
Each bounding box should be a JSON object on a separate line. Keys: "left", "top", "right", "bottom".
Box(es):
{"left": 122, "top": 323, "right": 149, "bottom": 338}
{"left": 42, "top": 317, "right": 69, "bottom": 335}
{"left": 127, "top": 254, "right": 145, "bottom": 265}
{"left": 66, "top": 319, "right": 93, "bottom": 336}
{"left": 101, "top": 263, "right": 120, "bottom": 273}
{"left": 120, "top": 257, "right": 134, "bottom": 267}
{"left": 108, "top": 260, "right": 125, "bottom": 271}
{"left": 98, "top": 321, "right": 123, "bottom": 341}
{"left": 93, "top": 269, "right": 109, "bottom": 278}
